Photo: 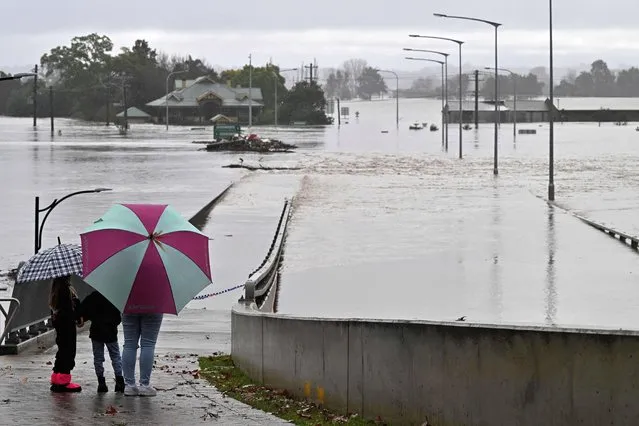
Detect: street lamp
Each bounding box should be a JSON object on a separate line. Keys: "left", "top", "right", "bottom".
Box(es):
{"left": 434, "top": 13, "right": 502, "bottom": 174}
{"left": 166, "top": 70, "right": 188, "bottom": 130}
{"left": 0, "top": 73, "right": 36, "bottom": 82}
{"left": 404, "top": 48, "right": 450, "bottom": 147}
{"left": 405, "top": 57, "right": 445, "bottom": 140}
{"left": 273, "top": 67, "right": 298, "bottom": 128}
{"left": 485, "top": 67, "right": 517, "bottom": 137}
{"left": 34, "top": 188, "right": 112, "bottom": 254}
{"left": 548, "top": 0, "right": 555, "bottom": 201}
{"left": 409, "top": 34, "right": 464, "bottom": 159}
{"left": 248, "top": 54, "right": 253, "bottom": 130}
{"left": 376, "top": 69, "right": 399, "bottom": 129}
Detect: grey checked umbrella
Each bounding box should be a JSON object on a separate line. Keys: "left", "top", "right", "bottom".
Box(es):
{"left": 16, "top": 243, "right": 83, "bottom": 283}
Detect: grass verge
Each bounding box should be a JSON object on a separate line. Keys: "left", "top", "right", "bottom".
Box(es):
{"left": 199, "top": 354, "right": 383, "bottom": 425}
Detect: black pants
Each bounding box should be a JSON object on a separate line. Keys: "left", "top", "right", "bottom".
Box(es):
{"left": 53, "top": 320, "right": 76, "bottom": 374}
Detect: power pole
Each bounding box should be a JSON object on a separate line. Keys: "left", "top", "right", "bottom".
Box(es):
{"left": 304, "top": 61, "right": 318, "bottom": 83}
{"left": 474, "top": 70, "right": 479, "bottom": 129}
{"left": 33, "top": 64, "right": 38, "bottom": 127}
{"left": 122, "top": 84, "right": 128, "bottom": 132}
{"left": 106, "top": 86, "right": 110, "bottom": 126}
{"left": 49, "top": 86, "right": 54, "bottom": 135}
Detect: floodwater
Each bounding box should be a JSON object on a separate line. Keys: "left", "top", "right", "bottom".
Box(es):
{"left": 1, "top": 97, "right": 639, "bottom": 329}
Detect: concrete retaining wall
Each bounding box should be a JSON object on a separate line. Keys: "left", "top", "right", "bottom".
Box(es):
{"left": 232, "top": 305, "right": 639, "bottom": 425}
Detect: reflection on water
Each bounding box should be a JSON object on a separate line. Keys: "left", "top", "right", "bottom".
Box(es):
{"left": 489, "top": 181, "right": 503, "bottom": 321}
{"left": 545, "top": 205, "right": 557, "bottom": 325}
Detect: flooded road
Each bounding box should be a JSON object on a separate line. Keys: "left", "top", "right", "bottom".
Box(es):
{"left": 1, "top": 98, "right": 638, "bottom": 327}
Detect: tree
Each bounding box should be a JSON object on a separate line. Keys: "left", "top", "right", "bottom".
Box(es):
{"left": 0, "top": 71, "right": 22, "bottom": 115}
{"left": 356, "top": 67, "right": 387, "bottom": 100}
{"left": 279, "top": 81, "right": 331, "bottom": 125}
{"left": 220, "top": 63, "right": 287, "bottom": 113}
{"left": 615, "top": 67, "right": 639, "bottom": 97}
{"left": 481, "top": 73, "right": 544, "bottom": 99}
{"left": 342, "top": 58, "right": 367, "bottom": 96}
{"left": 590, "top": 59, "right": 615, "bottom": 97}
{"left": 448, "top": 74, "right": 470, "bottom": 98}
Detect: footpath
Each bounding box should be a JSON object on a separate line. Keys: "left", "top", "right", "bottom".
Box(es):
{"left": 0, "top": 309, "right": 289, "bottom": 425}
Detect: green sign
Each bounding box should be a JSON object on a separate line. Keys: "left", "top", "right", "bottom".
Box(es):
{"left": 214, "top": 124, "right": 241, "bottom": 140}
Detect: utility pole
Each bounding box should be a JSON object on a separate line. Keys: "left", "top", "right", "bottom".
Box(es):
{"left": 304, "top": 61, "right": 318, "bottom": 83}
{"left": 123, "top": 84, "right": 128, "bottom": 132}
{"left": 106, "top": 86, "right": 110, "bottom": 126}
{"left": 33, "top": 64, "right": 38, "bottom": 127}
{"left": 336, "top": 98, "right": 341, "bottom": 126}
{"left": 49, "top": 86, "right": 54, "bottom": 135}
{"left": 248, "top": 54, "right": 253, "bottom": 128}
{"left": 474, "top": 70, "right": 479, "bottom": 129}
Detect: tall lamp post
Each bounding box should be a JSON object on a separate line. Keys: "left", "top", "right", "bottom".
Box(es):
{"left": 376, "top": 69, "right": 400, "bottom": 129}
{"left": 548, "top": 0, "right": 555, "bottom": 201}
{"left": 404, "top": 48, "right": 450, "bottom": 148}
{"left": 485, "top": 67, "right": 517, "bottom": 137}
{"left": 405, "top": 57, "right": 445, "bottom": 141}
{"left": 434, "top": 13, "right": 502, "bottom": 174}
{"left": 409, "top": 34, "right": 464, "bottom": 159}
{"left": 273, "top": 67, "right": 298, "bottom": 128}
{"left": 248, "top": 54, "right": 253, "bottom": 130}
{"left": 34, "top": 188, "right": 112, "bottom": 254}
{"left": 166, "top": 70, "right": 188, "bottom": 131}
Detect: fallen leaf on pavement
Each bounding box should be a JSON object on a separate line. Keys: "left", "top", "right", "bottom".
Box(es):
{"left": 105, "top": 405, "right": 118, "bottom": 415}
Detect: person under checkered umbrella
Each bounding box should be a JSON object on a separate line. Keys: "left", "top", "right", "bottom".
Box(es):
{"left": 17, "top": 243, "right": 84, "bottom": 392}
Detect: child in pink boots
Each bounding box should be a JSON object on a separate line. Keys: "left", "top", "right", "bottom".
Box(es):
{"left": 49, "top": 276, "right": 82, "bottom": 392}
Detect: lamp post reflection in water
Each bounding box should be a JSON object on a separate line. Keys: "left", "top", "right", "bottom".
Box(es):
{"left": 545, "top": 205, "right": 557, "bottom": 324}
{"left": 490, "top": 183, "right": 503, "bottom": 321}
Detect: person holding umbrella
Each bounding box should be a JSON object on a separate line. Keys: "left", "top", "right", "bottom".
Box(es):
{"left": 81, "top": 203, "right": 213, "bottom": 397}
{"left": 16, "top": 244, "right": 85, "bottom": 393}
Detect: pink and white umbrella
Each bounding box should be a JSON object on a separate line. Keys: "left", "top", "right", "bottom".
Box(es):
{"left": 80, "top": 204, "right": 212, "bottom": 314}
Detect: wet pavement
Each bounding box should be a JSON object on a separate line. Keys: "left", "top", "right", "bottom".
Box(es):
{"left": 0, "top": 309, "right": 290, "bottom": 425}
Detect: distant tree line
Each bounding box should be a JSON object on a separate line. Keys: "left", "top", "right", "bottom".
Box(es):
{"left": 0, "top": 33, "right": 331, "bottom": 125}
{"left": 323, "top": 58, "right": 388, "bottom": 100}
{"left": 554, "top": 60, "right": 639, "bottom": 97}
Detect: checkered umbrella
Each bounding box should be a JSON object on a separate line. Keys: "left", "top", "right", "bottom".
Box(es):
{"left": 16, "top": 243, "right": 83, "bottom": 283}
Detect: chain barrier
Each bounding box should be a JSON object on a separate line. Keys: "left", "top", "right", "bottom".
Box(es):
{"left": 192, "top": 284, "right": 245, "bottom": 300}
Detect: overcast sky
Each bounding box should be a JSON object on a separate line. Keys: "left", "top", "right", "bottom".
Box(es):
{"left": 3, "top": 0, "right": 639, "bottom": 77}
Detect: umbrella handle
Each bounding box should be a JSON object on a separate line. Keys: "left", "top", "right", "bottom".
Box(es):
{"left": 57, "top": 236, "right": 62, "bottom": 245}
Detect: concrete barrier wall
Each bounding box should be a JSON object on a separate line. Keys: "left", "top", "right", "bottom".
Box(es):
{"left": 232, "top": 305, "right": 639, "bottom": 425}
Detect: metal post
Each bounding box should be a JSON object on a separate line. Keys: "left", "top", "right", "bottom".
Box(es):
{"left": 248, "top": 54, "right": 253, "bottom": 129}
{"left": 337, "top": 98, "right": 341, "bottom": 126}
{"left": 474, "top": 70, "right": 479, "bottom": 129}
{"left": 513, "top": 76, "right": 518, "bottom": 137}
{"left": 444, "top": 57, "right": 449, "bottom": 150}
{"left": 274, "top": 73, "right": 278, "bottom": 127}
{"left": 494, "top": 26, "right": 499, "bottom": 175}
{"left": 123, "top": 85, "right": 128, "bottom": 131}
{"left": 165, "top": 70, "right": 187, "bottom": 131}
{"left": 440, "top": 63, "right": 445, "bottom": 145}
{"left": 34, "top": 197, "right": 40, "bottom": 254}
{"left": 548, "top": 0, "right": 555, "bottom": 201}
{"left": 395, "top": 74, "right": 399, "bottom": 129}
{"left": 106, "top": 86, "right": 110, "bottom": 126}
{"left": 33, "top": 64, "right": 38, "bottom": 127}
{"left": 49, "top": 86, "right": 54, "bottom": 135}
{"left": 458, "top": 43, "right": 463, "bottom": 159}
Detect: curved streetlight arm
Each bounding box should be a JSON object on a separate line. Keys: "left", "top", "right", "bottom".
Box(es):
{"left": 405, "top": 57, "right": 444, "bottom": 66}
{"left": 409, "top": 34, "right": 464, "bottom": 45}
{"left": 404, "top": 48, "right": 449, "bottom": 58}
{"left": 433, "top": 13, "right": 502, "bottom": 27}
{"left": 36, "top": 188, "right": 112, "bottom": 252}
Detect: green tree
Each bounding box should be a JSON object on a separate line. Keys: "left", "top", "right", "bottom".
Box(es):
{"left": 356, "top": 67, "right": 387, "bottom": 100}
{"left": 279, "top": 81, "right": 331, "bottom": 125}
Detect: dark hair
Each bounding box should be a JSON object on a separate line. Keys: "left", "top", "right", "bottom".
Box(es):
{"left": 49, "top": 276, "right": 77, "bottom": 310}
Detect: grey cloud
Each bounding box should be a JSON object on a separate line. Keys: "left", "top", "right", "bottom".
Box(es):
{"left": 2, "top": 0, "right": 639, "bottom": 36}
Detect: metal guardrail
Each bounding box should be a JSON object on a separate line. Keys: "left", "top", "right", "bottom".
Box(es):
{"left": 0, "top": 298, "right": 20, "bottom": 345}
{"left": 574, "top": 213, "right": 639, "bottom": 251}
{"left": 242, "top": 199, "right": 292, "bottom": 308}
